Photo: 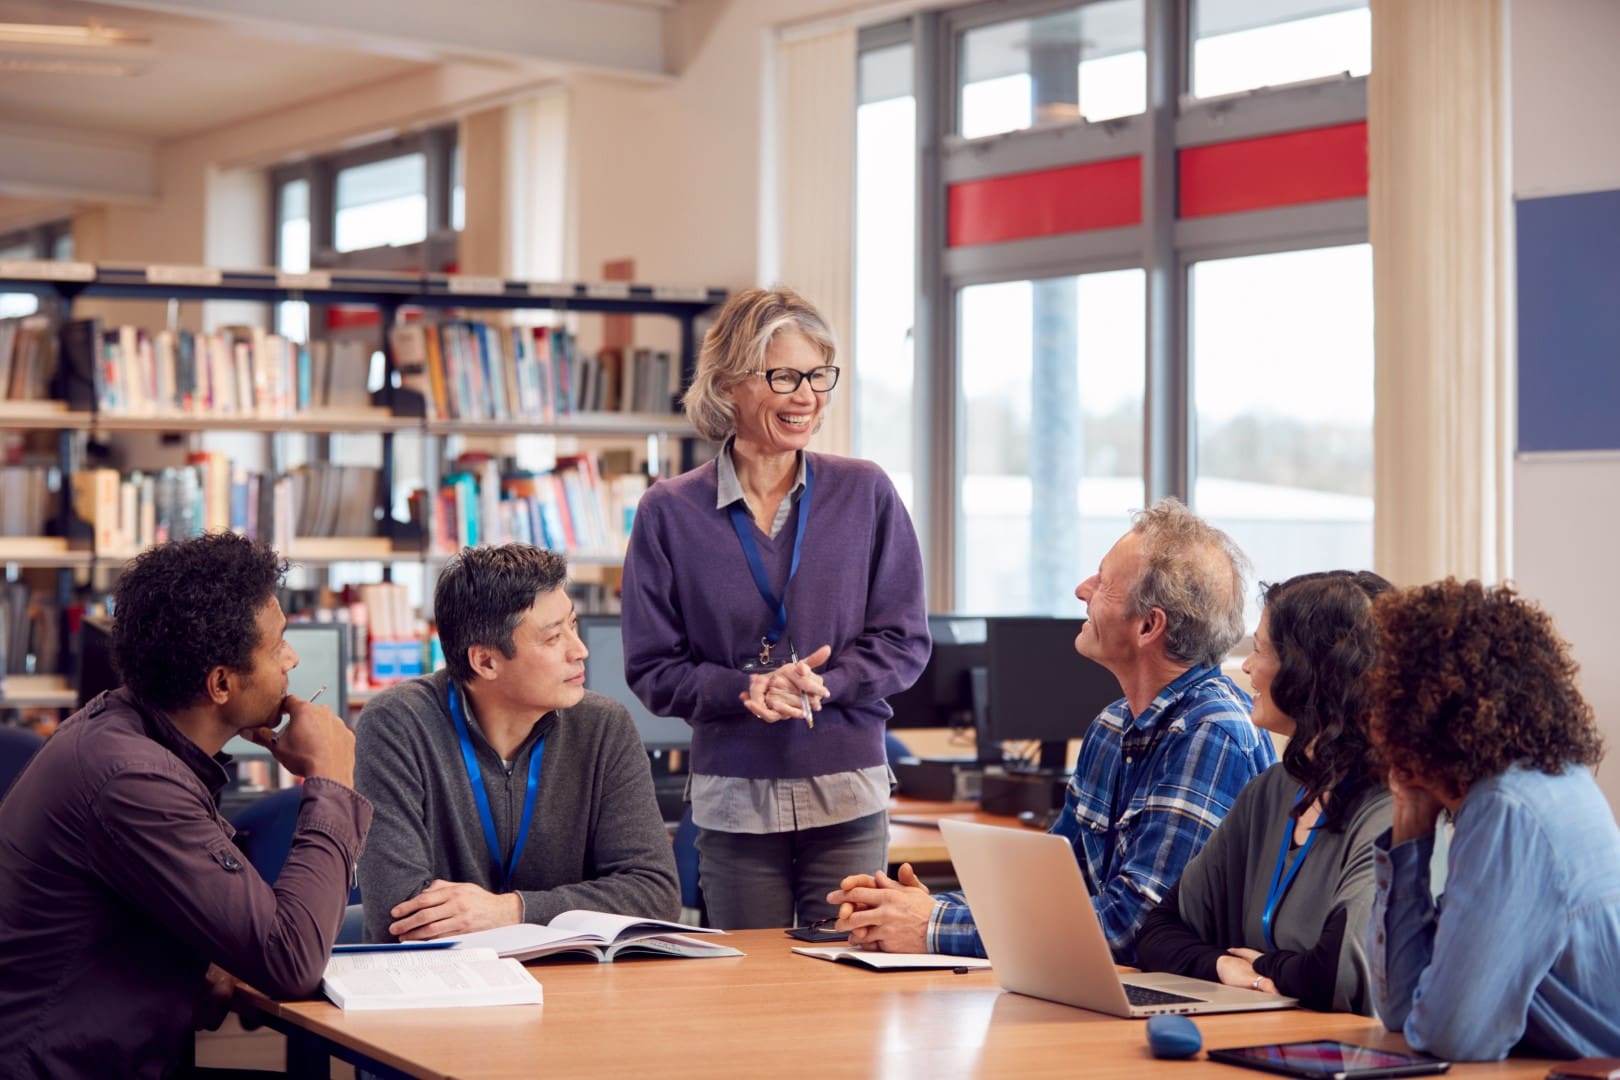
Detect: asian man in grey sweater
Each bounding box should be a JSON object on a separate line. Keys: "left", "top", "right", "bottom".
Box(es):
{"left": 355, "top": 545, "right": 678, "bottom": 942}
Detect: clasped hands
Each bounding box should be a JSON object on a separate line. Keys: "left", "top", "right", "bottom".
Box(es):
{"left": 740, "top": 643, "right": 832, "bottom": 723}
{"left": 825, "top": 861, "right": 935, "bottom": 954}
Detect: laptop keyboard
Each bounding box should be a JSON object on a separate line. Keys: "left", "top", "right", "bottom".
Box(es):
{"left": 1124, "top": 984, "right": 1204, "bottom": 1008}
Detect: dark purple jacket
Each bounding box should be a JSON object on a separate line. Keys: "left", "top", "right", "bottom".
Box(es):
{"left": 620, "top": 452, "right": 930, "bottom": 779}
{"left": 0, "top": 689, "right": 371, "bottom": 1079}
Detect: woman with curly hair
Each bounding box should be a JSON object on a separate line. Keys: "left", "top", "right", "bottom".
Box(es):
{"left": 1135, "top": 570, "right": 1393, "bottom": 1014}
{"left": 1366, "top": 579, "right": 1620, "bottom": 1061}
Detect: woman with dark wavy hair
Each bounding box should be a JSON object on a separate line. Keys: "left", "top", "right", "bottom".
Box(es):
{"left": 1366, "top": 579, "right": 1620, "bottom": 1061}
{"left": 1136, "top": 570, "right": 1393, "bottom": 1014}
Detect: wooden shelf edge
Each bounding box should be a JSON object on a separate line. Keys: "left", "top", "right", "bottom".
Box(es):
{"left": 0, "top": 673, "right": 75, "bottom": 708}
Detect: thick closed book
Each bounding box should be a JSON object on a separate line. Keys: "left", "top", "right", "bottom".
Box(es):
{"left": 447, "top": 910, "right": 743, "bottom": 963}
{"left": 320, "top": 947, "right": 542, "bottom": 1011}
{"left": 792, "top": 945, "right": 992, "bottom": 971}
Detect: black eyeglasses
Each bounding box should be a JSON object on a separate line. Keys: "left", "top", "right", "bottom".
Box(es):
{"left": 745, "top": 365, "right": 840, "bottom": 394}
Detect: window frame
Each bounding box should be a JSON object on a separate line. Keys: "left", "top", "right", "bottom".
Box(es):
{"left": 866, "top": 0, "right": 1370, "bottom": 609}
{"left": 270, "top": 125, "right": 459, "bottom": 277}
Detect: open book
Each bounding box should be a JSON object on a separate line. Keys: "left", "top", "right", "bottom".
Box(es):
{"left": 447, "top": 910, "right": 744, "bottom": 963}
{"left": 321, "top": 947, "right": 543, "bottom": 1010}
{"left": 792, "top": 945, "right": 992, "bottom": 971}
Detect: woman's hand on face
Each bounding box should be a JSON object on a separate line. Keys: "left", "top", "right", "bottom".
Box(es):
{"left": 1388, "top": 767, "right": 1447, "bottom": 844}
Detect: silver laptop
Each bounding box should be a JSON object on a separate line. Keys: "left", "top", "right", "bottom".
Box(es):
{"left": 939, "top": 818, "right": 1297, "bottom": 1017}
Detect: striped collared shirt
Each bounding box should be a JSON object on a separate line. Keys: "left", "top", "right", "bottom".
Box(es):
{"left": 928, "top": 664, "right": 1275, "bottom": 962}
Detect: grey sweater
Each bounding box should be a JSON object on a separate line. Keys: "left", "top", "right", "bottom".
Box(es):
{"left": 354, "top": 670, "right": 679, "bottom": 942}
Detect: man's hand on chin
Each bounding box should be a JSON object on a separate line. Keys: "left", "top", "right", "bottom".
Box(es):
{"left": 387, "top": 880, "right": 524, "bottom": 941}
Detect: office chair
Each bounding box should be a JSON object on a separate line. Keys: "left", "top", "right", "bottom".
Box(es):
{"left": 884, "top": 731, "right": 912, "bottom": 766}
{"left": 673, "top": 806, "right": 702, "bottom": 919}
{"left": 229, "top": 787, "right": 362, "bottom": 905}
{"left": 0, "top": 723, "right": 47, "bottom": 801}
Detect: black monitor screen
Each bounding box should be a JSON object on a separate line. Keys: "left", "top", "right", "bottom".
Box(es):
{"left": 886, "top": 614, "right": 988, "bottom": 730}
{"left": 578, "top": 616, "right": 690, "bottom": 751}
{"left": 77, "top": 615, "right": 117, "bottom": 708}
{"left": 984, "top": 617, "right": 1120, "bottom": 769}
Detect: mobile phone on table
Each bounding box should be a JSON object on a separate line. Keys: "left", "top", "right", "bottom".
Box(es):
{"left": 1207, "top": 1040, "right": 1450, "bottom": 1080}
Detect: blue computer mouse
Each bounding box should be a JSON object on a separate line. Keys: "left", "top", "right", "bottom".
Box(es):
{"left": 1145, "top": 1014, "right": 1203, "bottom": 1059}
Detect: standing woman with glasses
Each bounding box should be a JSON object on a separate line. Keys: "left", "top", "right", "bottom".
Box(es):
{"left": 620, "top": 286, "right": 930, "bottom": 929}
{"left": 1135, "top": 570, "right": 1394, "bottom": 1014}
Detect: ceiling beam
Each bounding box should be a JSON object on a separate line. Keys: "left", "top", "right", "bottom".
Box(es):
{"left": 0, "top": 123, "right": 156, "bottom": 204}
{"left": 90, "top": 0, "right": 671, "bottom": 80}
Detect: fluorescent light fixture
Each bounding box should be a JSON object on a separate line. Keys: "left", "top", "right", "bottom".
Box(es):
{"left": 0, "top": 19, "right": 150, "bottom": 49}
{"left": 0, "top": 18, "right": 153, "bottom": 76}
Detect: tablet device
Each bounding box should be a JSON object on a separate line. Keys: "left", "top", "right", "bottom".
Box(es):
{"left": 1207, "top": 1041, "right": 1450, "bottom": 1080}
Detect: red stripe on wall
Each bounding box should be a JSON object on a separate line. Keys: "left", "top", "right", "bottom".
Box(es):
{"left": 947, "top": 156, "right": 1142, "bottom": 247}
{"left": 1179, "top": 121, "right": 1368, "bottom": 218}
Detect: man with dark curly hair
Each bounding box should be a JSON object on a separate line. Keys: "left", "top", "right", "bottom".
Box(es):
{"left": 355, "top": 544, "right": 678, "bottom": 942}
{"left": 1366, "top": 578, "right": 1620, "bottom": 1061}
{"left": 0, "top": 534, "right": 371, "bottom": 1079}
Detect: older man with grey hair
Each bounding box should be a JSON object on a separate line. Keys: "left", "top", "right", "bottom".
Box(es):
{"left": 830, "top": 499, "right": 1275, "bottom": 962}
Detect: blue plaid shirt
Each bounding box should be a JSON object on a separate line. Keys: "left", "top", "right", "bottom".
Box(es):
{"left": 927, "top": 664, "right": 1275, "bottom": 963}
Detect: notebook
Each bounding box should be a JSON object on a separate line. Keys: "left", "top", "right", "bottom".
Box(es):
{"left": 938, "top": 818, "right": 1297, "bottom": 1017}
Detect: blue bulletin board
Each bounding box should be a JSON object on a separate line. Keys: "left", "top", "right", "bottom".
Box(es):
{"left": 1517, "top": 187, "right": 1620, "bottom": 453}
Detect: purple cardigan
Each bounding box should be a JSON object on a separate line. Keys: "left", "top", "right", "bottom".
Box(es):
{"left": 620, "top": 452, "right": 930, "bottom": 779}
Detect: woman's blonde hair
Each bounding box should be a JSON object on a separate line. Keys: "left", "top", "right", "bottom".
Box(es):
{"left": 682, "top": 286, "right": 839, "bottom": 442}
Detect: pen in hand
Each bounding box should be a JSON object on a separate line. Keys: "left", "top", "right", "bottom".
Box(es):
{"left": 270, "top": 685, "right": 327, "bottom": 745}
{"left": 788, "top": 641, "right": 814, "bottom": 730}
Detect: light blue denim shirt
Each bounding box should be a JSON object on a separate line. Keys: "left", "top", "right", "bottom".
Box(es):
{"left": 1368, "top": 764, "right": 1620, "bottom": 1061}
{"left": 688, "top": 438, "right": 891, "bottom": 834}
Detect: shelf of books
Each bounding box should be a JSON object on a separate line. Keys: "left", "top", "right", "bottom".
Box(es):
{"left": 2, "top": 258, "right": 723, "bottom": 709}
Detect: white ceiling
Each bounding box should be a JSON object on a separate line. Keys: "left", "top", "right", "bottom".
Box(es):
{"left": 0, "top": 0, "right": 430, "bottom": 141}
{"left": 0, "top": 0, "right": 680, "bottom": 208}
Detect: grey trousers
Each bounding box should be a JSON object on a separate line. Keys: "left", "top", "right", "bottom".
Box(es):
{"left": 695, "top": 810, "right": 889, "bottom": 930}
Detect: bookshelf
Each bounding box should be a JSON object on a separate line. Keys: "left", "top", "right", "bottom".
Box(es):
{"left": 0, "top": 259, "right": 724, "bottom": 708}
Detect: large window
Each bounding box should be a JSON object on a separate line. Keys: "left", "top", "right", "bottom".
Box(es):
{"left": 865, "top": 0, "right": 1372, "bottom": 615}
{"left": 1191, "top": 244, "right": 1373, "bottom": 622}
{"left": 959, "top": 270, "right": 1145, "bottom": 615}
{"left": 853, "top": 39, "right": 917, "bottom": 508}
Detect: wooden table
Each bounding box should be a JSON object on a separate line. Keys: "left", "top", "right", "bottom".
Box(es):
{"left": 237, "top": 930, "right": 1557, "bottom": 1079}
{"left": 888, "top": 797, "right": 1023, "bottom": 865}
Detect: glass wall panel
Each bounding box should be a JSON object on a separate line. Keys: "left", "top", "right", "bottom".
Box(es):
{"left": 1190, "top": 243, "right": 1374, "bottom": 626}
{"left": 1192, "top": 0, "right": 1369, "bottom": 99}
{"left": 958, "top": 269, "right": 1145, "bottom": 615}
{"left": 958, "top": 0, "right": 1144, "bottom": 140}
{"left": 853, "top": 41, "right": 918, "bottom": 508}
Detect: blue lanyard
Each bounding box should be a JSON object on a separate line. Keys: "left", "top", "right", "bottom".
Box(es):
{"left": 727, "top": 458, "right": 815, "bottom": 650}
{"left": 447, "top": 683, "right": 545, "bottom": 892}
{"left": 1261, "top": 790, "right": 1320, "bottom": 951}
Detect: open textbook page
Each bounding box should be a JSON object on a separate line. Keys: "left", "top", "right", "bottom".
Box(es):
{"left": 321, "top": 947, "right": 543, "bottom": 1010}
{"left": 448, "top": 911, "right": 742, "bottom": 962}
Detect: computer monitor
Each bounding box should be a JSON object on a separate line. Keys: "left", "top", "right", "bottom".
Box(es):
{"left": 983, "top": 617, "right": 1121, "bottom": 771}
{"left": 885, "top": 614, "right": 989, "bottom": 731}
{"left": 578, "top": 615, "right": 690, "bottom": 751}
